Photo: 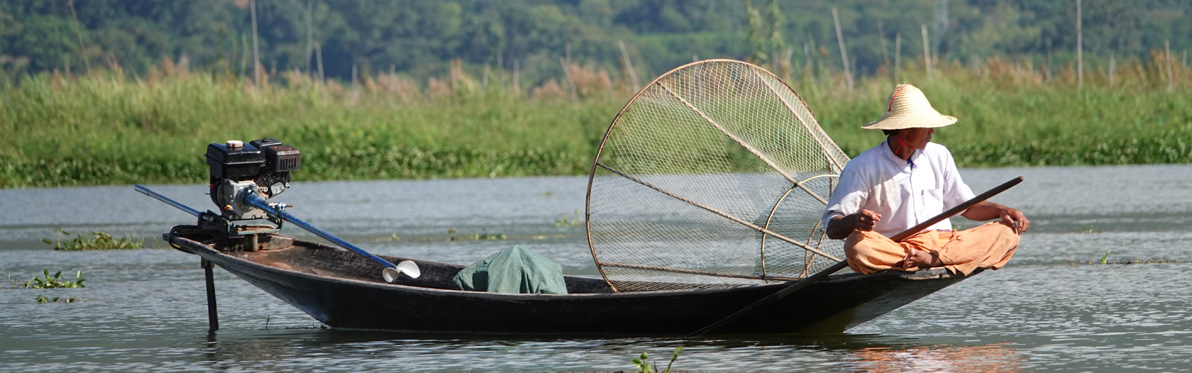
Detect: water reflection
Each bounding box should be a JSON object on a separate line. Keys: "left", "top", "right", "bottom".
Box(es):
{"left": 851, "top": 344, "right": 1022, "bottom": 372}
{"left": 185, "top": 327, "right": 1028, "bottom": 371}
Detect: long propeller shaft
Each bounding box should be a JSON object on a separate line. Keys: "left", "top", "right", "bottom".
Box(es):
{"left": 239, "top": 190, "right": 418, "bottom": 282}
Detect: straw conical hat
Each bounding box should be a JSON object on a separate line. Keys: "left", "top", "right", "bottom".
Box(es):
{"left": 862, "top": 84, "right": 957, "bottom": 130}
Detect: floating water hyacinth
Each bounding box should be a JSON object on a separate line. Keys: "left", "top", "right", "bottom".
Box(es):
{"left": 41, "top": 228, "right": 145, "bottom": 251}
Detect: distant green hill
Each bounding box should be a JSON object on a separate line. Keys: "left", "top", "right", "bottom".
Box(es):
{"left": 1, "top": 0, "right": 1189, "bottom": 86}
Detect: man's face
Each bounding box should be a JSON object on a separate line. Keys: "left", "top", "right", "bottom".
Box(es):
{"left": 902, "top": 127, "right": 934, "bottom": 150}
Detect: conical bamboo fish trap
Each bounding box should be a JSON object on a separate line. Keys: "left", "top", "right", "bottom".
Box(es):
{"left": 585, "top": 59, "right": 852, "bottom": 292}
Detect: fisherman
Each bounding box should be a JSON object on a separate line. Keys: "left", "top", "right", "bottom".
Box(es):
{"left": 821, "top": 83, "right": 1029, "bottom": 275}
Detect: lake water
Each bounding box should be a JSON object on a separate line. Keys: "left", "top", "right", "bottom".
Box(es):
{"left": 2, "top": 165, "right": 1191, "bottom": 371}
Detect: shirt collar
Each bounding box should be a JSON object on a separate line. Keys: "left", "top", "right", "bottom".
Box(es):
{"left": 880, "top": 139, "right": 920, "bottom": 169}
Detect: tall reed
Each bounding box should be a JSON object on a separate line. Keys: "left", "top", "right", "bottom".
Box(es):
{"left": 1, "top": 52, "right": 1188, "bottom": 188}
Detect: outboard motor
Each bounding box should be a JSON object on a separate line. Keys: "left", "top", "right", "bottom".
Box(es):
{"left": 136, "top": 138, "right": 417, "bottom": 284}
{"left": 204, "top": 138, "right": 301, "bottom": 222}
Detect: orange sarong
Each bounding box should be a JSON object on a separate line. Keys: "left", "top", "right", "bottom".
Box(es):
{"left": 844, "top": 222, "right": 1019, "bottom": 275}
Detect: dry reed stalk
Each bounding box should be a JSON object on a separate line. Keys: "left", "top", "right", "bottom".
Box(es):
{"left": 878, "top": 21, "right": 888, "bottom": 67}
{"left": 782, "top": 47, "right": 794, "bottom": 82}
{"left": 323, "top": 78, "right": 344, "bottom": 97}
{"left": 895, "top": 33, "right": 901, "bottom": 84}
{"left": 832, "top": 7, "right": 852, "bottom": 91}
{"left": 254, "top": 60, "right": 269, "bottom": 86}
{"left": 427, "top": 77, "right": 450, "bottom": 98}
{"left": 250, "top": 0, "right": 260, "bottom": 88}
{"left": 1110, "top": 54, "right": 1116, "bottom": 85}
{"left": 531, "top": 78, "right": 566, "bottom": 100}
{"left": 617, "top": 40, "right": 640, "bottom": 92}
{"left": 565, "top": 62, "right": 613, "bottom": 98}
{"left": 560, "top": 58, "right": 577, "bottom": 101}
{"left": 922, "top": 24, "right": 931, "bottom": 80}
{"left": 1077, "top": 0, "right": 1083, "bottom": 89}
{"left": 803, "top": 40, "right": 813, "bottom": 80}
{"left": 1166, "top": 40, "right": 1174, "bottom": 91}
{"left": 68, "top": 0, "right": 91, "bottom": 74}
{"left": 305, "top": 0, "right": 313, "bottom": 75}
{"left": 282, "top": 69, "right": 306, "bottom": 88}
{"left": 376, "top": 73, "right": 418, "bottom": 101}
{"left": 513, "top": 60, "right": 520, "bottom": 95}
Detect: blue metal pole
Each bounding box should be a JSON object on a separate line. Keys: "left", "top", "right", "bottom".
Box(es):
{"left": 241, "top": 190, "right": 399, "bottom": 270}
{"left": 135, "top": 184, "right": 201, "bottom": 217}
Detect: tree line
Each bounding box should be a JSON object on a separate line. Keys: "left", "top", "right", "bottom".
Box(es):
{"left": 1, "top": 0, "right": 1188, "bottom": 87}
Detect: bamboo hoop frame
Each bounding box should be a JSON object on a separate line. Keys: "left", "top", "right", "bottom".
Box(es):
{"left": 655, "top": 82, "right": 830, "bottom": 205}
{"left": 597, "top": 163, "right": 842, "bottom": 263}
{"left": 585, "top": 59, "right": 847, "bottom": 292}
{"left": 758, "top": 173, "right": 839, "bottom": 281}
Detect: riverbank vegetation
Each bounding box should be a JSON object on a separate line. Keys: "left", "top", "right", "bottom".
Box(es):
{"left": 2, "top": 52, "right": 1189, "bottom": 188}
{"left": 4, "top": 1, "right": 1190, "bottom": 188}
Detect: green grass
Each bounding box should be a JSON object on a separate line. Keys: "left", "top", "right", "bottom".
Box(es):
{"left": 800, "top": 76, "right": 1192, "bottom": 165}
{"left": 2, "top": 61, "right": 1189, "bottom": 188}
{"left": 0, "top": 71, "right": 622, "bottom": 187}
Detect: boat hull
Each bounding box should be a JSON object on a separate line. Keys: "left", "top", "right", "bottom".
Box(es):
{"left": 167, "top": 228, "right": 968, "bottom": 336}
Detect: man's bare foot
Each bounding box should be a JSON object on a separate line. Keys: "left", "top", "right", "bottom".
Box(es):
{"left": 899, "top": 248, "right": 942, "bottom": 270}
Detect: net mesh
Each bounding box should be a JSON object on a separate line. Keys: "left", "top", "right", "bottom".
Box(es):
{"left": 586, "top": 60, "right": 852, "bottom": 292}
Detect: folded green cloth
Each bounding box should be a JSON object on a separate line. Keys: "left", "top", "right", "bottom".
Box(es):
{"left": 451, "top": 245, "right": 568, "bottom": 294}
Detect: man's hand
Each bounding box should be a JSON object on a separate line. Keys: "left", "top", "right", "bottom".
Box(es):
{"left": 962, "top": 201, "right": 1029, "bottom": 233}
{"left": 826, "top": 209, "right": 882, "bottom": 239}
{"left": 854, "top": 209, "right": 881, "bottom": 232}
{"left": 1000, "top": 207, "right": 1029, "bottom": 233}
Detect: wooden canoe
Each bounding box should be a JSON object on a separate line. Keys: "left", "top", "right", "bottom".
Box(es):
{"left": 166, "top": 225, "right": 972, "bottom": 336}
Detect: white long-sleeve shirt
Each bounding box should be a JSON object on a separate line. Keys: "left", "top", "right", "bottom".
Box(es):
{"left": 821, "top": 140, "right": 976, "bottom": 238}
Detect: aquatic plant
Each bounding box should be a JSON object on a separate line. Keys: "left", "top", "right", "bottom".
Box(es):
{"left": 444, "top": 228, "right": 507, "bottom": 241}
{"left": 41, "top": 228, "right": 144, "bottom": 251}
{"left": 24, "top": 269, "right": 86, "bottom": 289}
{"left": 665, "top": 346, "right": 683, "bottom": 372}
{"left": 631, "top": 352, "right": 654, "bottom": 373}
{"left": 473, "top": 231, "right": 507, "bottom": 240}
{"left": 1064, "top": 257, "right": 1188, "bottom": 266}
{"left": 554, "top": 210, "right": 585, "bottom": 227}
{"left": 36, "top": 295, "right": 80, "bottom": 303}
{"left": 4, "top": 273, "right": 19, "bottom": 289}
{"left": 631, "top": 346, "right": 683, "bottom": 373}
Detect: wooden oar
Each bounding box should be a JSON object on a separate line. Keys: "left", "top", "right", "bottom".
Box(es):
{"left": 687, "top": 176, "right": 1025, "bottom": 337}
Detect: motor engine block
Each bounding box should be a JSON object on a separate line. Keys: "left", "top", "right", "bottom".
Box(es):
{"left": 204, "top": 138, "right": 301, "bottom": 220}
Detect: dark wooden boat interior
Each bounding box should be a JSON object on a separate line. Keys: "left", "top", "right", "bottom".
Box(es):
{"left": 168, "top": 225, "right": 972, "bottom": 336}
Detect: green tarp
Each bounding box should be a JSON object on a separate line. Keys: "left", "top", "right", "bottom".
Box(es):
{"left": 451, "top": 245, "right": 568, "bottom": 294}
